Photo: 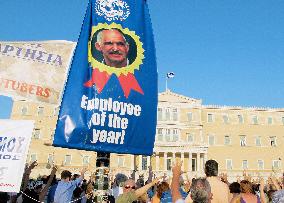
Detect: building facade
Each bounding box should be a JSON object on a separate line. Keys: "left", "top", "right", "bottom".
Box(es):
{"left": 11, "top": 90, "right": 284, "bottom": 180}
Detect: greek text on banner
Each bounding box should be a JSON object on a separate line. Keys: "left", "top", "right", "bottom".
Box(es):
{"left": 0, "top": 41, "right": 76, "bottom": 105}
{"left": 0, "top": 120, "right": 34, "bottom": 193}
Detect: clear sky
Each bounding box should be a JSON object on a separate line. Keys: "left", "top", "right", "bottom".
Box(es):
{"left": 0, "top": 0, "right": 284, "bottom": 119}
{"left": 0, "top": 96, "right": 13, "bottom": 118}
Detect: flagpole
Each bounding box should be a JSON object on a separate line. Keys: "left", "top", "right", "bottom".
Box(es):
{"left": 166, "top": 77, "right": 168, "bottom": 91}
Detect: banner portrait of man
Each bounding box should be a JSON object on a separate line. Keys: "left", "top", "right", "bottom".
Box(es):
{"left": 92, "top": 28, "right": 137, "bottom": 68}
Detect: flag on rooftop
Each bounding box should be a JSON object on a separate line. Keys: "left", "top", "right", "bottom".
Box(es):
{"left": 167, "top": 72, "right": 175, "bottom": 78}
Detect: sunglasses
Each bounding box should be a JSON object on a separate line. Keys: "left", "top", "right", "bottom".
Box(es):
{"left": 124, "top": 185, "right": 136, "bottom": 189}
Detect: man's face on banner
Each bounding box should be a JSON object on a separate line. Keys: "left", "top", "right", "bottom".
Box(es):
{"left": 95, "top": 29, "right": 129, "bottom": 68}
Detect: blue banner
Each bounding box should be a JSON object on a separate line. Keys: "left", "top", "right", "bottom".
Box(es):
{"left": 53, "top": 0, "right": 157, "bottom": 155}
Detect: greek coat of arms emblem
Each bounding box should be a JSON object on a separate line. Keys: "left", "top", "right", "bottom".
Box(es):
{"left": 95, "top": 0, "right": 130, "bottom": 21}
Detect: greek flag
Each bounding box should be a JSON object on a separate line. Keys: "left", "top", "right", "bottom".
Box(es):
{"left": 167, "top": 72, "right": 175, "bottom": 78}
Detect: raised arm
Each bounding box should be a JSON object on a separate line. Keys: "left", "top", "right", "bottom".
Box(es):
{"left": 171, "top": 161, "right": 183, "bottom": 203}
{"left": 220, "top": 173, "right": 230, "bottom": 185}
{"left": 80, "top": 167, "right": 87, "bottom": 180}
{"left": 86, "top": 172, "right": 96, "bottom": 199}
{"left": 21, "top": 161, "right": 38, "bottom": 192}
{"left": 146, "top": 166, "right": 153, "bottom": 183}
{"left": 134, "top": 177, "right": 159, "bottom": 198}
{"left": 271, "top": 176, "right": 281, "bottom": 191}
{"left": 259, "top": 178, "right": 267, "bottom": 203}
{"left": 39, "top": 166, "right": 57, "bottom": 201}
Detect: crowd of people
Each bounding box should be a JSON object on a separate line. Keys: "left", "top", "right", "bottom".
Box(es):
{"left": 0, "top": 159, "right": 284, "bottom": 203}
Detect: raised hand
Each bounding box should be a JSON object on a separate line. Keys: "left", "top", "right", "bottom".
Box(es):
{"left": 29, "top": 161, "right": 38, "bottom": 170}
{"left": 236, "top": 175, "right": 241, "bottom": 183}
{"left": 51, "top": 166, "right": 58, "bottom": 174}
{"left": 81, "top": 167, "right": 88, "bottom": 174}
{"left": 152, "top": 176, "right": 162, "bottom": 185}
{"left": 220, "top": 172, "right": 228, "bottom": 184}
{"left": 259, "top": 178, "right": 265, "bottom": 191}
{"left": 172, "top": 160, "right": 182, "bottom": 177}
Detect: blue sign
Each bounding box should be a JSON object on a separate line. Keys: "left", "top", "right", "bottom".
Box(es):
{"left": 53, "top": 0, "right": 157, "bottom": 155}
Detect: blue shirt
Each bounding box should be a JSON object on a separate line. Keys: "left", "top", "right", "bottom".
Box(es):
{"left": 160, "top": 188, "right": 188, "bottom": 203}
{"left": 47, "top": 184, "right": 58, "bottom": 203}
{"left": 54, "top": 177, "right": 82, "bottom": 203}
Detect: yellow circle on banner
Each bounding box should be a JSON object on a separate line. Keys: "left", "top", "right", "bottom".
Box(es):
{"left": 88, "top": 22, "right": 144, "bottom": 76}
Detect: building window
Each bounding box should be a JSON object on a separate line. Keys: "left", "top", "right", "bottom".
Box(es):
{"left": 238, "top": 114, "right": 244, "bottom": 124}
{"left": 240, "top": 135, "right": 246, "bottom": 147}
{"left": 192, "top": 158, "right": 197, "bottom": 171}
{"left": 165, "top": 129, "right": 171, "bottom": 142}
{"left": 33, "top": 129, "right": 41, "bottom": 139}
{"left": 257, "top": 160, "right": 264, "bottom": 170}
{"left": 166, "top": 158, "right": 172, "bottom": 171}
{"left": 252, "top": 115, "right": 258, "bottom": 125}
{"left": 165, "top": 108, "right": 170, "bottom": 121}
{"left": 242, "top": 160, "right": 248, "bottom": 169}
{"left": 83, "top": 156, "right": 90, "bottom": 166}
{"left": 172, "top": 108, "right": 178, "bottom": 121}
{"left": 117, "top": 156, "right": 125, "bottom": 167}
{"left": 255, "top": 136, "right": 261, "bottom": 146}
{"left": 64, "top": 155, "right": 72, "bottom": 165}
{"left": 226, "top": 159, "right": 233, "bottom": 170}
{"left": 21, "top": 106, "right": 28, "bottom": 116}
{"left": 172, "top": 129, "right": 179, "bottom": 141}
{"left": 187, "top": 133, "right": 194, "bottom": 143}
{"left": 142, "top": 156, "right": 148, "bottom": 170}
{"left": 47, "top": 154, "right": 54, "bottom": 165}
{"left": 267, "top": 117, "right": 273, "bottom": 125}
{"left": 38, "top": 106, "right": 44, "bottom": 115}
{"left": 207, "top": 114, "right": 213, "bottom": 123}
{"left": 208, "top": 135, "right": 215, "bottom": 146}
{"left": 157, "top": 108, "right": 163, "bottom": 121}
{"left": 187, "top": 112, "right": 193, "bottom": 122}
{"left": 223, "top": 115, "right": 229, "bottom": 124}
{"left": 272, "top": 160, "right": 281, "bottom": 169}
{"left": 270, "top": 136, "right": 277, "bottom": 147}
{"left": 30, "top": 154, "right": 37, "bottom": 162}
{"left": 224, "top": 135, "right": 230, "bottom": 145}
{"left": 157, "top": 128, "right": 163, "bottom": 141}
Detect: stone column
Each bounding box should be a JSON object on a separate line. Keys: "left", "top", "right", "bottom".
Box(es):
{"left": 156, "top": 153, "right": 159, "bottom": 171}
{"left": 203, "top": 153, "right": 208, "bottom": 174}
{"left": 197, "top": 152, "right": 201, "bottom": 172}
{"left": 138, "top": 155, "right": 142, "bottom": 171}
{"left": 147, "top": 156, "right": 151, "bottom": 168}
{"left": 130, "top": 155, "right": 134, "bottom": 170}
{"left": 200, "top": 154, "right": 204, "bottom": 173}
{"left": 164, "top": 152, "right": 168, "bottom": 171}
{"left": 181, "top": 152, "right": 185, "bottom": 171}
{"left": 204, "top": 153, "right": 208, "bottom": 163}
{"left": 188, "top": 152, "right": 192, "bottom": 172}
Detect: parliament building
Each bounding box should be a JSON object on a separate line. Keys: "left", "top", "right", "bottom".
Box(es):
{"left": 11, "top": 90, "right": 284, "bottom": 181}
